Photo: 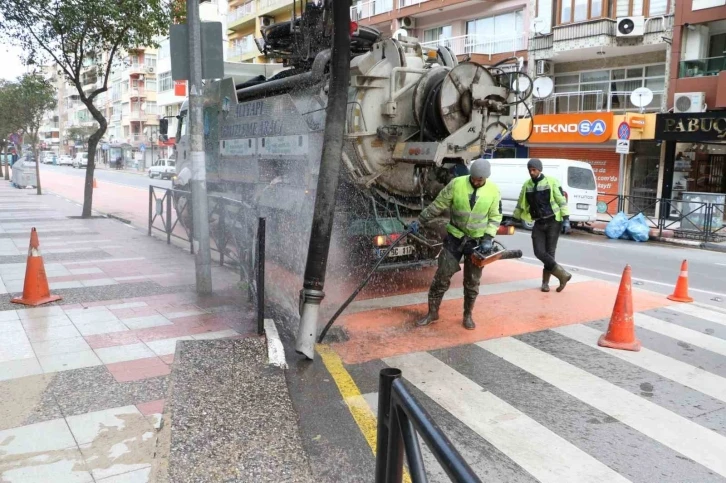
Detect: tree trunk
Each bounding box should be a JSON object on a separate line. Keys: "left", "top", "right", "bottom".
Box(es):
{"left": 1, "top": 143, "right": 8, "bottom": 181}
{"left": 32, "top": 132, "right": 42, "bottom": 195}
{"left": 81, "top": 99, "right": 108, "bottom": 218}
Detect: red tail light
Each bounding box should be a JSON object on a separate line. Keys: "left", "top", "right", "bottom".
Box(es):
{"left": 373, "top": 233, "right": 403, "bottom": 247}
{"left": 350, "top": 21, "right": 359, "bottom": 35}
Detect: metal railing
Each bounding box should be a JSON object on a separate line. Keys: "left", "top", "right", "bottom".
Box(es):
{"left": 351, "top": 0, "right": 394, "bottom": 20}
{"left": 229, "top": 37, "right": 258, "bottom": 59}
{"left": 535, "top": 89, "right": 664, "bottom": 114}
{"left": 419, "top": 34, "right": 527, "bottom": 59}
{"left": 376, "top": 368, "right": 480, "bottom": 483}
{"left": 597, "top": 193, "right": 726, "bottom": 243}
{"left": 679, "top": 56, "right": 726, "bottom": 78}
{"left": 227, "top": 1, "right": 255, "bottom": 24}
{"left": 398, "top": 0, "right": 428, "bottom": 7}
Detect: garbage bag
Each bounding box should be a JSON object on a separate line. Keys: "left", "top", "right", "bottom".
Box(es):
{"left": 627, "top": 213, "right": 650, "bottom": 242}
{"left": 604, "top": 212, "right": 629, "bottom": 239}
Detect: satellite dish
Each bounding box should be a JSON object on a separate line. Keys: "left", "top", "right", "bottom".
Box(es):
{"left": 532, "top": 77, "right": 554, "bottom": 99}
{"left": 630, "top": 87, "right": 653, "bottom": 108}
{"left": 513, "top": 75, "right": 531, "bottom": 94}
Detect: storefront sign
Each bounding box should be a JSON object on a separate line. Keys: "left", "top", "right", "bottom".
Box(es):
{"left": 528, "top": 113, "right": 614, "bottom": 143}
{"left": 174, "top": 80, "right": 186, "bottom": 97}
{"left": 628, "top": 115, "right": 646, "bottom": 129}
{"left": 655, "top": 112, "right": 726, "bottom": 141}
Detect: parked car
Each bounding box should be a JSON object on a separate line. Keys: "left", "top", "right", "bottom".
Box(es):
{"left": 488, "top": 158, "right": 599, "bottom": 229}
{"left": 73, "top": 152, "right": 88, "bottom": 169}
{"left": 40, "top": 150, "right": 56, "bottom": 164}
{"left": 58, "top": 155, "right": 73, "bottom": 166}
{"left": 148, "top": 158, "right": 176, "bottom": 179}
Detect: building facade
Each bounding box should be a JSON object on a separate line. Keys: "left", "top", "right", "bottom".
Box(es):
{"left": 227, "top": 0, "right": 292, "bottom": 62}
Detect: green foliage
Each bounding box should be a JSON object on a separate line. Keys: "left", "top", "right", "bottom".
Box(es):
{"left": 0, "top": 81, "right": 23, "bottom": 147}
{"left": 15, "top": 74, "right": 57, "bottom": 139}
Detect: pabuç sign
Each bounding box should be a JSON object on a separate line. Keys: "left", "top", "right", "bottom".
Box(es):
{"left": 528, "top": 113, "right": 614, "bottom": 144}
{"left": 655, "top": 112, "right": 726, "bottom": 141}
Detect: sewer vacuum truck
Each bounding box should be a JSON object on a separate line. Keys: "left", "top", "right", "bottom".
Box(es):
{"left": 166, "top": 1, "right": 531, "bottom": 278}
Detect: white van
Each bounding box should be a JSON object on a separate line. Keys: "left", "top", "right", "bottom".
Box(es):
{"left": 488, "top": 158, "right": 598, "bottom": 227}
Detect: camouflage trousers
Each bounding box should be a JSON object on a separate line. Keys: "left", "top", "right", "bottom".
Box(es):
{"left": 428, "top": 235, "right": 483, "bottom": 308}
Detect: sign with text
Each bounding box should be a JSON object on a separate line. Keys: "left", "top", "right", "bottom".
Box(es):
{"left": 528, "top": 113, "right": 614, "bottom": 143}
{"left": 174, "top": 80, "right": 186, "bottom": 97}
{"left": 655, "top": 112, "right": 726, "bottom": 141}
{"left": 581, "top": 158, "right": 620, "bottom": 214}
{"left": 615, "top": 139, "right": 630, "bottom": 154}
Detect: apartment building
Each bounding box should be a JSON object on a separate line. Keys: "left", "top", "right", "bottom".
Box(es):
{"left": 38, "top": 66, "right": 63, "bottom": 156}
{"left": 654, "top": 0, "right": 726, "bottom": 215}
{"left": 353, "top": 0, "right": 529, "bottom": 67}
{"left": 227, "top": 0, "right": 293, "bottom": 62}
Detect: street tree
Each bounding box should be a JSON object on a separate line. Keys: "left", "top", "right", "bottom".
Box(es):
{"left": 15, "top": 74, "right": 57, "bottom": 195}
{"left": 0, "top": 0, "right": 171, "bottom": 216}
{"left": 0, "top": 81, "right": 23, "bottom": 181}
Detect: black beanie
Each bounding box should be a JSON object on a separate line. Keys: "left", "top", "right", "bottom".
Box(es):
{"left": 527, "top": 158, "right": 543, "bottom": 171}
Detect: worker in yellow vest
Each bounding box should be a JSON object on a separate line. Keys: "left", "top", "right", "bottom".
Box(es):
{"left": 409, "top": 159, "right": 502, "bottom": 330}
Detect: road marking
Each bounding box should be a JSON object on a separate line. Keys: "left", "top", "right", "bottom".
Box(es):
{"left": 317, "top": 344, "right": 412, "bottom": 483}
{"left": 478, "top": 337, "right": 726, "bottom": 478}
{"left": 521, "top": 256, "right": 726, "bottom": 299}
{"left": 554, "top": 324, "right": 726, "bottom": 404}
{"left": 634, "top": 313, "right": 726, "bottom": 358}
{"left": 667, "top": 304, "right": 726, "bottom": 326}
{"left": 384, "top": 352, "right": 630, "bottom": 483}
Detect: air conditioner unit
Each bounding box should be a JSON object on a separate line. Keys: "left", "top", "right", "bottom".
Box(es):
{"left": 146, "top": 67, "right": 154, "bottom": 73}
{"left": 260, "top": 16, "right": 273, "bottom": 27}
{"left": 535, "top": 60, "right": 553, "bottom": 76}
{"left": 616, "top": 16, "right": 645, "bottom": 37}
{"left": 674, "top": 92, "right": 706, "bottom": 113}
{"left": 400, "top": 16, "right": 415, "bottom": 29}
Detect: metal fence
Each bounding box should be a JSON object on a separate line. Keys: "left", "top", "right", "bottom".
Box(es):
{"left": 375, "top": 368, "right": 480, "bottom": 483}
{"left": 148, "top": 185, "right": 266, "bottom": 334}
{"left": 597, "top": 193, "right": 726, "bottom": 243}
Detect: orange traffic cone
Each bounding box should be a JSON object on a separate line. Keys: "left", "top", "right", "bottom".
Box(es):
{"left": 11, "top": 228, "right": 62, "bottom": 306}
{"left": 93, "top": 178, "right": 98, "bottom": 189}
{"left": 667, "top": 260, "right": 694, "bottom": 303}
{"left": 598, "top": 265, "right": 641, "bottom": 352}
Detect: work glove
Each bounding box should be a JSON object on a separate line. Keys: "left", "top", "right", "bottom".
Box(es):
{"left": 478, "top": 236, "right": 493, "bottom": 254}
{"left": 408, "top": 220, "right": 420, "bottom": 234}
{"left": 562, "top": 218, "right": 572, "bottom": 235}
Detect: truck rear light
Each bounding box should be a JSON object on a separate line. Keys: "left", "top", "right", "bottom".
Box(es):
{"left": 350, "top": 21, "right": 359, "bottom": 35}
{"left": 374, "top": 235, "right": 387, "bottom": 247}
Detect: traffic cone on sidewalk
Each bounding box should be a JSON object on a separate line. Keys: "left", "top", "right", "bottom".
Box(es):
{"left": 93, "top": 178, "right": 98, "bottom": 189}
{"left": 667, "top": 260, "right": 694, "bottom": 303}
{"left": 598, "top": 265, "right": 641, "bottom": 352}
{"left": 11, "top": 228, "right": 62, "bottom": 307}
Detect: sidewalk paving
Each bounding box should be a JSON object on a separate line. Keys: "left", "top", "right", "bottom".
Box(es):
{"left": 0, "top": 183, "right": 257, "bottom": 482}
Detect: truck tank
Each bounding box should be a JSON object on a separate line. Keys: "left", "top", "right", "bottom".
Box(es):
{"left": 170, "top": 8, "right": 531, "bottom": 280}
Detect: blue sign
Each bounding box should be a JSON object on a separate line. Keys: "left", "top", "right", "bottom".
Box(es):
{"left": 101, "top": 143, "right": 110, "bottom": 151}
{"left": 617, "top": 122, "right": 631, "bottom": 140}
{"left": 578, "top": 119, "right": 607, "bottom": 136}
{"left": 139, "top": 143, "right": 146, "bottom": 153}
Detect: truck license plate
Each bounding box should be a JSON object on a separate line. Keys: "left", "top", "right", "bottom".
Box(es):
{"left": 576, "top": 203, "right": 589, "bottom": 210}
{"left": 377, "top": 245, "right": 414, "bottom": 258}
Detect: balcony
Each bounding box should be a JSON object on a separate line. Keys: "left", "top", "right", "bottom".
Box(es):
{"left": 229, "top": 40, "right": 259, "bottom": 61}
{"left": 419, "top": 34, "right": 527, "bottom": 59}
{"left": 398, "top": 0, "right": 427, "bottom": 7}
{"left": 679, "top": 56, "right": 726, "bottom": 78}
{"left": 552, "top": 16, "right": 673, "bottom": 54}
{"left": 257, "top": 0, "right": 290, "bottom": 15}
{"left": 227, "top": 1, "right": 255, "bottom": 30}
{"left": 351, "top": 0, "right": 393, "bottom": 21}
{"left": 535, "top": 89, "right": 664, "bottom": 115}
{"left": 129, "top": 88, "right": 146, "bottom": 98}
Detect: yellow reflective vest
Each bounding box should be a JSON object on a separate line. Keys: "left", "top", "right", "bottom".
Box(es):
{"left": 419, "top": 176, "right": 502, "bottom": 239}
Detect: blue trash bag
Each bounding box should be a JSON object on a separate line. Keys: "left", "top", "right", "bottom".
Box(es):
{"left": 604, "top": 212, "right": 629, "bottom": 239}
{"left": 627, "top": 213, "right": 650, "bottom": 242}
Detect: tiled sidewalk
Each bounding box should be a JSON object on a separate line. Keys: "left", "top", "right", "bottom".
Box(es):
{"left": 0, "top": 186, "right": 256, "bottom": 482}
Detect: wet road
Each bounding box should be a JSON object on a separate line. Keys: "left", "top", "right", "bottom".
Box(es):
{"left": 39, "top": 163, "right": 171, "bottom": 190}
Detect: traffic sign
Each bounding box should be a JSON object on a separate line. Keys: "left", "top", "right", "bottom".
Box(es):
{"left": 139, "top": 144, "right": 146, "bottom": 153}
{"left": 617, "top": 122, "right": 631, "bottom": 140}
{"left": 615, "top": 139, "right": 630, "bottom": 154}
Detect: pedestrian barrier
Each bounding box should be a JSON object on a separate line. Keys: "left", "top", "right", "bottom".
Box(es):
{"left": 11, "top": 228, "right": 62, "bottom": 307}
{"left": 375, "top": 368, "right": 481, "bottom": 483}
{"left": 597, "top": 265, "right": 641, "bottom": 352}
{"left": 667, "top": 259, "right": 694, "bottom": 303}
{"left": 597, "top": 193, "right": 726, "bottom": 243}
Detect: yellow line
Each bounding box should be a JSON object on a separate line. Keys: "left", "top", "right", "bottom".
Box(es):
{"left": 317, "top": 344, "right": 412, "bottom": 483}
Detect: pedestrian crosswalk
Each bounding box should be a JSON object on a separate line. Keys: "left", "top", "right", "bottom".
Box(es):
{"left": 343, "top": 303, "right": 726, "bottom": 482}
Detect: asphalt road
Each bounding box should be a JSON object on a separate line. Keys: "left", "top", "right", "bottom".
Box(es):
{"left": 39, "top": 163, "right": 171, "bottom": 190}
{"left": 505, "top": 228, "right": 726, "bottom": 307}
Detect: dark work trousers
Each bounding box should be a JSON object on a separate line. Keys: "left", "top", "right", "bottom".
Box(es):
{"left": 428, "top": 234, "right": 483, "bottom": 305}
{"left": 532, "top": 217, "right": 562, "bottom": 272}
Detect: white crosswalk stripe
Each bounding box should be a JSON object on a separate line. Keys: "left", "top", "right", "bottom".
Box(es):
{"left": 350, "top": 304, "right": 726, "bottom": 483}
{"left": 667, "top": 303, "right": 726, "bottom": 326}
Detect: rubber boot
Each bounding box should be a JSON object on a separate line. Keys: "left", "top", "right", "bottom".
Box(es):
{"left": 416, "top": 297, "right": 441, "bottom": 327}
{"left": 463, "top": 297, "right": 476, "bottom": 330}
{"left": 551, "top": 264, "right": 572, "bottom": 293}
{"left": 541, "top": 270, "right": 551, "bottom": 293}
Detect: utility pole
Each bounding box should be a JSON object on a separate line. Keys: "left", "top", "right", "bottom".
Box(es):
{"left": 187, "top": 0, "right": 213, "bottom": 294}
{"left": 295, "top": 0, "right": 351, "bottom": 360}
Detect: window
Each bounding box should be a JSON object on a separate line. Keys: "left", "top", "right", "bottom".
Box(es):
{"left": 146, "top": 79, "right": 157, "bottom": 92}
{"left": 568, "top": 167, "right": 597, "bottom": 190}
{"left": 466, "top": 10, "right": 525, "bottom": 53}
{"left": 423, "top": 26, "right": 452, "bottom": 45}
{"left": 146, "top": 102, "right": 157, "bottom": 115}
{"left": 159, "top": 39, "right": 170, "bottom": 59}
{"left": 122, "top": 102, "right": 130, "bottom": 115}
{"left": 159, "top": 72, "right": 173, "bottom": 92}
{"left": 551, "top": 64, "right": 665, "bottom": 113}
{"left": 122, "top": 81, "right": 129, "bottom": 93}
{"left": 616, "top": 0, "right": 667, "bottom": 16}
{"left": 145, "top": 55, "right": 157, "bottom": 70}
{"left": 558, "top": 0, "right": 605, "bottom": 24}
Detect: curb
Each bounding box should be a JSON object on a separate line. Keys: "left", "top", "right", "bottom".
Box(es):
{"left": 264, "top": 318, "right": 288, "bottom": 369}
{"left": 591, "top": 227, "right": 726, "bottom": 251}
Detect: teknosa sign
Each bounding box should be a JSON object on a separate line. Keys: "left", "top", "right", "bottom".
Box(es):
{"left": 528, "top": 113, "right": 614, "bottom": 143}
